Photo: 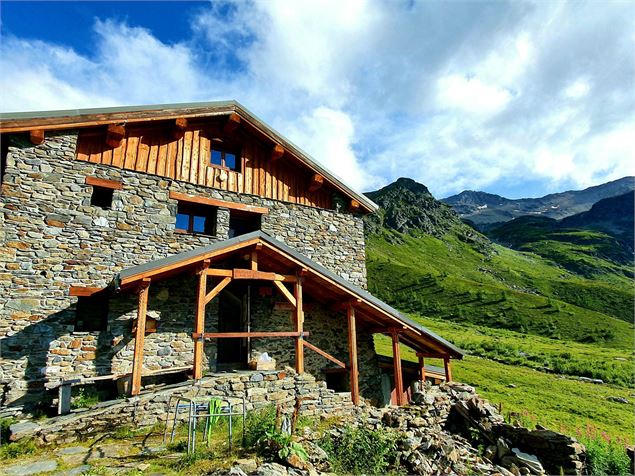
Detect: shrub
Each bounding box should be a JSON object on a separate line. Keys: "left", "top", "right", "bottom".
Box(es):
{"left": 256, "top": 427, "right": 308, "bottom": 463}
{"left": 581, "top": 433, "right": 631, "bottom": 476}
{"left": 0, "top": 439, "right": 37, "bottom": 460}
{"left": 320, "top": 425, "right": 398, "bottom": 475}
{"left": 244, "top": 405, "right": 277, "bottom": 446}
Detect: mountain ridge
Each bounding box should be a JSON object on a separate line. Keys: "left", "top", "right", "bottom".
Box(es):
{"left": 442, "top": 176, "right": 634, "bottom": 227}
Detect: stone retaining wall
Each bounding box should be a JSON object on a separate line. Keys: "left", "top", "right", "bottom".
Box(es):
{"left": 10, "top": 369, "right": 357, "bottom": 445}
{"left": 0, "top": 132, "right": 370, "bottom": 406}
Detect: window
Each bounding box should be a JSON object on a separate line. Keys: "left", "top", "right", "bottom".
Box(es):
{"left": 176, "top": 202, "right": 217, "bottom": 236}
{"left": 91, "top": 186, "right": 114, "bottom": 209}
{"left": 210, "top": 146, "right": 240, "bottom": 172}
{"left": 75, "top": 293, "right": 109, "bottom": 332}
{"left": 229, "top": 210, "right": 261, "bottom": 238}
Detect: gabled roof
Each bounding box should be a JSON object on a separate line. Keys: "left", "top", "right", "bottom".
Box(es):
{"left": 114, "top": 231, "right": 464, "bottom": 359}
{"left": 0, "top": 101, "right": 378, "bottom": 213}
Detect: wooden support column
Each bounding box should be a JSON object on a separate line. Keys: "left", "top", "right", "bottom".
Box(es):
{"left": 418, "top": 356, "right": 426, "bottom": 383}
{"left": 193, "top": 261, "right": 210, "bottom": 380}
{"left": 391, "top": 331, "right": 404, "bottom": 405}
{"left": 294, "top": 277, "right": 304, "bottom": 374}
{"left": 131, "top": 279, "right": 151, "bottom": 396}
{"left": 444, "top": 357, "right": 453, "bottom": 382}
{"left": 347, "top": 304, "right": 360, "bottom": 405}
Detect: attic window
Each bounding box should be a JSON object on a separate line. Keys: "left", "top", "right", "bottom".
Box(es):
{"left": 91, "top": 187, "right": 114, "bottom": 209}
{"left": 175, "top": 202, "right": 217, "bottom": 236}
{"left": 75, "top": 293, "right": 109, "bottom": 332}
{"left": 229, "top": 210, "right": 261, "bottom": 238}
{"left": 210, "top": 145, "right": 240, "bottom": 172}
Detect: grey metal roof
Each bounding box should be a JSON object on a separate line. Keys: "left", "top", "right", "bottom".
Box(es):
{"left": 0, "top": 100, "right": 378, "bottom": 213}
{"left": 115, "top": 231, "right": 464, "bottom": 357}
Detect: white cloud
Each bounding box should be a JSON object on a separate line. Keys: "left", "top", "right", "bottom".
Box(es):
{"left": 1, "top": 1, "right": 634, "bottom": 198}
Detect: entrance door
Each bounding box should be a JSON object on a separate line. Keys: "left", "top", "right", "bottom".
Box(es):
{"left": 217, "top": 283, "right": 248, "bottom": 367}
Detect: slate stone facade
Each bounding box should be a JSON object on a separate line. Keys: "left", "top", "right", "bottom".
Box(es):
{"left": 0, "top": 132, "right": 376, "bottom": 407}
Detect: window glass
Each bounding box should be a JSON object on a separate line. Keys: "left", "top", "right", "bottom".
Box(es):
{"left": 211, "top": 149, "right": 223, "bottom": 166}
{"left": 175, "top": 213, "right": 189, "bottom": 231}
{"left": 192, "top": 215, "right": 206, "bottom": 233}
{"left": 225, "top": 152, "right": 236, "bottom": 170}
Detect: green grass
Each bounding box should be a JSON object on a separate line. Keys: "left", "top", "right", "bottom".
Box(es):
{"left": 367, "top": 231, "right": 634, "bottom": 347}
{"left": 375, "top": 335, "right": 634, "bottom": 443}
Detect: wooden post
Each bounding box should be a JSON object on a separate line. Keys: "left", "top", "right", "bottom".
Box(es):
{"left": 444, "top": 357, "right": 453, "bottom": 382}
{"left": 347, "top": 304, "right": 359, "bottom": 405}
{"left": 391, "top": 331, "right": 404, "bottom": 405}
{"left": 294, "top": 277, "right": 304, "bottom": 374}
{"left": 418, "top": 356, "right": 426, "bottom": 383}
{"left": 131, "top": 279, "right": 150, "bottom": 396}
{"left": 193, "top": 262, "right": 210, "bottom": 380}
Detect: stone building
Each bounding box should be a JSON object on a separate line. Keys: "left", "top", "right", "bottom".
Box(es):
{"left": 0, "top": 101, "right": 462, "bottom": 412}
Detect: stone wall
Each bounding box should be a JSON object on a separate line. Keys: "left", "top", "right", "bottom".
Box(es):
{"left": 10, "top": 369, "right": 357, "bottom": 445}
{"left": 0, "top": 132, "right": 369, "bottom": 406}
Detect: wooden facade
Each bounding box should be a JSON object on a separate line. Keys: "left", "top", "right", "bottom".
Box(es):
{"left": 74, "top": 121, "right": 333, "bottom": 209}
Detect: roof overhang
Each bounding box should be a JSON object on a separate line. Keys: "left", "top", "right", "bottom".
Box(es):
{"left": 0, "top": 101, "right": 378, "bottom": 213}
{"left": 113, "top": 231, "right": 464, "bottom": 359}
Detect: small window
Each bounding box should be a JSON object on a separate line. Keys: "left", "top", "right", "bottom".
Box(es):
{"left": 75, "top": 293, "right": 109, "bottom": 332}
{"left": 91, "top": 186, "right": 114, "bottom": 209}
{"left": 210, "top": 146, "right": 240, "bottom": 172}
{"left": 176, "top": 202, "right": 217, "bottom": 236}
{"left": 229, "top": 210, "right": 261, "bottom": 238}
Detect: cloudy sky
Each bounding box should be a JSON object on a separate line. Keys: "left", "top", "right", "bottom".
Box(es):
{"left": 1, "top": 1, "right": 633, "bottom": 198}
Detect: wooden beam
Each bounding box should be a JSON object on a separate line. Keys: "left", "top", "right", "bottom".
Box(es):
{"left": 347, "top": 304, "right": 360, "bottom": 405}
{"left": 444, "top": 357, "right": 453, "bottom": 382}
{"left": 175, "top": 117, "right": 188, "bottom": 130}
{"left": 273, "top": 281, "right": 296, "bottom": 307}
{"left": 193, "top": 331, "right": 309, "bottom": 339}
{"left": 193, "top": 263, "right": 210, "bottom": 380}
{"left": 302, "top": 340, "right": 346, "bottom": 368}
{"left": 271, "top": 144, "right": 285, "bottom": 161}
{"left": 391, "top": 331, "right": 404, "bottom": 405}
{"left": 206, "top": 269, "right": 233, "bottom": 277}
{"left": 85, "top": 176, "right": 123, "bottom": 190}
{"left": 29, "top": 129, "right": 45, "bottom": 145}
{"left": 69, "top": 286, "right": 105, "bottom": 297}
{"left": 418, "top": 356, "right": 426, "bottom": 382}
{"left": 250, "top": 244, "right": 261, "bottom": 271}
{"left": 295, "top": 278, "right": 304, "bottom": 374}
{"left": 224, "top": 112, "right": 241, "bottom": 134}
{"left": 169, "top": 191, "right": 268, "bottom": 214}
{"left": 349, "top": 199, "right": 360, "bottom": 212}
{"left": 308, "top": 173, "right": 324, "bottom": 192}
{"left": 105, "top": 124, "right": 125, "bottom": 148}
{"left": 131, "top": 279, "right": 150, "bottom": 395}
{"left": 204, "top": 276, "right": 232, "bottom": 305}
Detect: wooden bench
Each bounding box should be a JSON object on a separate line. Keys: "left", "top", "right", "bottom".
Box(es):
{"left": 47, "top": 366, "right": 192, "bottom": 415}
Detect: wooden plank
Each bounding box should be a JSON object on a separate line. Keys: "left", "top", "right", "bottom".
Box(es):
{"left": 206, "top": 269, "right": 233, "bottom": 277}
{"left": 69, "top": 286, "right": 106, "bottom": 297}
{"left": 273, "top": 281, "right": 296, "bottom": 307}
{"left": 199, "top": 135, "right": 210, "bottom": 186}
{"left": 244, "top": 146, "right": 253, "bottom": 194}
{"left": 418, "top": 356, "right": 426, "bottom": 382}
{"left": 347, "top": 304, "right": 360, "bottom": 405}
{"left": 182, "top": 130, "right": 193, "bottom": 181}
{"left": 195, "top": 331, "right": 309, "bottom": 339}
{"left": 75, "top": 132, "right": 91, "bottom": 162}
{"left": 444, "top": 357, "right": 453, "bottom": 382}
{"left": 168, "top": 191, "right": 269, "bottom": 214}
{"left": 106, "top": 124, "right": 125, "bottom": 148}
{"left": 112, "top": 137, "right": 125, "bottom": 168}
{"left": 295, "top": 278, "right": 304, "bottom": 374}
{"left": 224, "top": 113, "right": 241, "bottom": 134}
{"left": 233, "top": 269, "right": 277, "bottom": 281}
{"left": 131, "top": 279, "right": 150, "bottom": 396}
{"left": 156, "top": 135, "right": 168, "bottom": 176}
{"left": 123, "top": 135, "right": 139, "bottom": 170}
{"left": 193, "top": 265, "right": 208, "bottom": 380}
{"left": 85, "top": 176, "right": 123, "bottom": 190}
{"left": 302, "top": 340, "right": 346, "bottom": 368}
{"left": 147, "top": 134, "right": 159, "bottom": 175}
{"left": 167, "top": 138, "right": 177, "bottom": 179}
{"left": 87, "top": 133, "right": 101, "bottom": 164}
{"left": 136, "top": 134, "right": 151, "bottom": 172}
{"left": 392, "top": 331, "right": 404, "bottom": 405}
{"left": 190, "top": 129, "right": 200, "bottom": 184}
{"left": 30, "top": 129, "right": 45, "bottom": 145}
{"left": 204, "top": 276, "right": 231, "bottom": 305}
{"left": 102, "top": 145, "right": 113, "bottom": 166}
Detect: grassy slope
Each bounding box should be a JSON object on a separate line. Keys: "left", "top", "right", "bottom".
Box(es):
{"left": 367, "top": 231, "right": 633, "bottom": 347}
{"left": 375, "top": 335, "right": 634, "bottom": 443}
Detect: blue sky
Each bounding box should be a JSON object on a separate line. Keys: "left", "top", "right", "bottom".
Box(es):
{"left": 1, "top": 1, "right": 633, "bottom": 199}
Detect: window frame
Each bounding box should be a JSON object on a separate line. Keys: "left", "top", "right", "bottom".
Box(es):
{"left": 209, "top": 144, "right": 241, "bottom": 173}
{"left": 175, "top": 201, "right": 218, "bottom": 236}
